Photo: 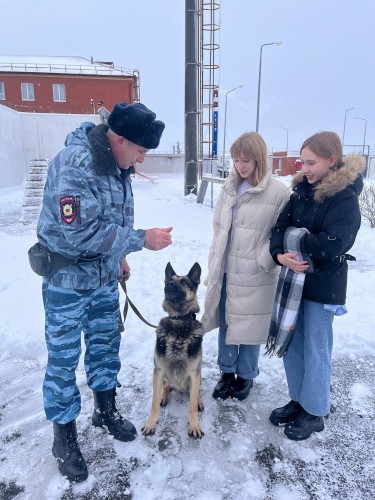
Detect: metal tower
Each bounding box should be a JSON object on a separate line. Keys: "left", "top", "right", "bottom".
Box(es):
{"left": 199, "top": 0, "right": 220, "bottom": 178}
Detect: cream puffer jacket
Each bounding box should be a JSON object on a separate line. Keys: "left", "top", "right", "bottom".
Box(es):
{"left": 201, "top": 169, "right": 290, "bottom": 344}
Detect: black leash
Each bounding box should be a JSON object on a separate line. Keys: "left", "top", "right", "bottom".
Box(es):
{"left": 118, "top": 278, "right": 158, "bottom": 331}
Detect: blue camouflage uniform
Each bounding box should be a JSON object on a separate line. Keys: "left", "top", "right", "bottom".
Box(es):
{"left": 37, "top": 122, "right": 145, "bottom": 424}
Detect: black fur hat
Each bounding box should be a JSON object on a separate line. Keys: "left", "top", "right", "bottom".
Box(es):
{"left": 107, "top": 102, "right": 165, "bottom": 149}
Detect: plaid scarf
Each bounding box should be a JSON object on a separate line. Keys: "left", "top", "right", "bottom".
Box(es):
{"left": 265, "top": 227, "right": 313, "bottom": 357}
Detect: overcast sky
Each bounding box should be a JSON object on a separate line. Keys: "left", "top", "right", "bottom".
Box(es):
{"left": 1, "top": 0, "right": 374, "bottom": 155}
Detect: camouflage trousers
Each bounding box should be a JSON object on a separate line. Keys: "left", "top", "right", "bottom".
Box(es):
{"left": 42, "top": 280, "right": 121, "bottom": 424}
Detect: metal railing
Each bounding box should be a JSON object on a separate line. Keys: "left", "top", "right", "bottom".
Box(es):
{"left": 0, "top": 61, "right": 133, "bottom": 76}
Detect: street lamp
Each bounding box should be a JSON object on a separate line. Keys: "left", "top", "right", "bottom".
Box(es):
{"left": 280, "top": 126, "right": 288, "bottom": 154}
{"left": 354, "top": 116, "right": 367, "bottom": 154}
{"left": 342, "top": 106, "right": 359, "bottom": 145}
{"left": 255, "top": 40, "right": 282, "bottom": 132}
{"left": 223, "top": 84, "right": 244, "bottom": 169}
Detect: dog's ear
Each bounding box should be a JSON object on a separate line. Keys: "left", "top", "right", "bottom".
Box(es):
{"left": 165, "top": 262, "right": 176, "bottom": 280}
{"left": 188, "top": 262, "right": 201, "bottom": 284}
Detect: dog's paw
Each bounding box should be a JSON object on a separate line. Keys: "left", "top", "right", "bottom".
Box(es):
{"left": 188, "top": 425, "right": 204, "bottom": 439}
{"left": 141, "top": 423, "right": 157, "bottom": 436}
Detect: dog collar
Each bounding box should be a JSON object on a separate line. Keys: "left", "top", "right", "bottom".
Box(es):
{"left": 169, "top": 312, "right": 196, "bottom": 321}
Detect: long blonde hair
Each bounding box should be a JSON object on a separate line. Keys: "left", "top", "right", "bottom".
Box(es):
{"left": 230, "top": 132, "right": 269, "bottom": 185}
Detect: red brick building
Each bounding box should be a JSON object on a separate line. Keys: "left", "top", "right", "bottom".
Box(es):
{"left": 272, "top": 151, "right": 302, "bottom": 176}
{"left": 0, "top": 55, "right": 139, "bottom": 114}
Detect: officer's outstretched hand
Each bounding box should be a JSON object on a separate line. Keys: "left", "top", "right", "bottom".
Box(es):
{"left": 144, "top": 227, "right": 173, "bottom": 251}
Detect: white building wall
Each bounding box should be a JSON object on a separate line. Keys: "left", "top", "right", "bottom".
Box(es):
{"left": 140, "top": 154, "right": 184, "bottom": 174}
{"left": 19, "top": 113, "right": 100, "bottom": 167}
{"left": 0, "top": 105, "right": 24, "bottom": 188}
{"left": 0, "top": 105, "right": 184, "bottom": 188}
{"left": 0, "top": 105, "right": 99, "bottom": 188}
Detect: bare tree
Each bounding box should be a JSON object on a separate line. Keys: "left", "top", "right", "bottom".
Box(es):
{"left": 359, "top": 184, "right": 375, "bottom": 228}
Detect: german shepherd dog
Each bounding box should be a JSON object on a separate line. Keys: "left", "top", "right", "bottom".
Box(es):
{"left": 141, "top": 262, "right": 204, "bottom": 439}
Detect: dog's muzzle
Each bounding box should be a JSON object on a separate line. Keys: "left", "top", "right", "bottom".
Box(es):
{"left": 164, "top": 281, "right": 184, "bottom": 303}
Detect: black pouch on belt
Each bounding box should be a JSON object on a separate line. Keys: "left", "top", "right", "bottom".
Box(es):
{"left": 28, "top": 242, "right": 75, "bottom": 278}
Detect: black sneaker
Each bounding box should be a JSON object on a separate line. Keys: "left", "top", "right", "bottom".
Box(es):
{"left": 231, "top": 377, "right": 253, "bottom": 401}
{"left": 284, "top": 409, "right": 324, "bottom": 440}
{"left": 269, "top": 400, "right": 302, "bottom": 426}
{"left": 212, "top": 372, "right": 235, "bottom": 400}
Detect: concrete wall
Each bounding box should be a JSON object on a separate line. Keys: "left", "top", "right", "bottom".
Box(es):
{"left": 19, "top": 112, "right": 100, "bottom": 165}
{"left": 139, "top": 154, "right": 184, "bottom": 174}
{"left": 0, "top": 105, "right": 184, "bottom": 188}
{"left": 0, "top": 104, "right": 99, "bottom": 188}
{"left": 0, "top": 105, "right": 24, "bottom": 187}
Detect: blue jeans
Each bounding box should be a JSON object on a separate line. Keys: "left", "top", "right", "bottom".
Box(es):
{"left": 218, "top": 275, "right": 260, "bottom": 379}
{"left": 43, "top": 281, "right": 121, "bottom": 424}
{"left": 283, "top": 299, "right": 334, "bottom": 416}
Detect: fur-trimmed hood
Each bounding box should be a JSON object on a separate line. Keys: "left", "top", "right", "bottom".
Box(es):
{"left": 291, "top": 154, "right": 365, "bottom": 202}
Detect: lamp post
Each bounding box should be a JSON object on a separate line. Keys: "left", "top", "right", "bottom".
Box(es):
{"left": 223, "top": 84, "right": 244, "bottom": 169}
{"left": 90, "top": 98, "right": 96, "bottom": 113}
{"left": 354, "top": 116, "right": 367, "bottom": 154}
{"left": 255, "top": 40, "right": 282, "bottom": 132}
{"left": 342, "top": 106, "right": 359, "bottom": 145}
{"left": 280, "top": 126, "right": 288, "bottom": 154}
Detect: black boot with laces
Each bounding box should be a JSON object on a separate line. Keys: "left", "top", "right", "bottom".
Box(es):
{"left": 52, "top": 420, "right": 88, "bottom": 482}
{"left": 92, "top": 388, "right": 137, "bottom": 442}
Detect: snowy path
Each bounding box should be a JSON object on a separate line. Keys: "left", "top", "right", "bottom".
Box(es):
{"left": 1, "top": 177, "right": 375, "bottom": 499}
{"left": 1, "top": 354, "right": 375, "bottom": 499}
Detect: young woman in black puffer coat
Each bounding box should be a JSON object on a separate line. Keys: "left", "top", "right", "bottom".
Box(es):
{"left": 268, "top": 131, "right": 364, "bottom": 441}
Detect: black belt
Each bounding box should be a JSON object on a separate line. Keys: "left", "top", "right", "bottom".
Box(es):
{"left": 28, "top": 241, "right": 102, "bottom": 278}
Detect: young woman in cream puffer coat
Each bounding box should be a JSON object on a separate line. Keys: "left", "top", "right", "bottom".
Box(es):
{"left": 202, "top": 132, "right": 290, "bottom": 401}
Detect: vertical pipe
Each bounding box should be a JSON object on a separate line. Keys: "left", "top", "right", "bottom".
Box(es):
{"left": 255, "top": 45, "right": 263, "bottom": 133}
{"left": 223, "top": 92, "right": 228, "bottom": 169}
{"left": 363, "top": 121, "right": 367, "bottom": 155}
{"left": 184, "top": 0, "right": 198, "bottom": 195}
{"left": 342, "top": 109, "right": 349, "bottom": 146}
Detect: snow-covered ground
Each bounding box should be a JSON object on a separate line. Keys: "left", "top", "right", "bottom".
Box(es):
{"left": 0, "top": 172, "right": 374, "bottom": 500}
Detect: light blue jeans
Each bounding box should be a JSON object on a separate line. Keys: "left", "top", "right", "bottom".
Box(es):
{"left": 218, "top": 275, "right": 260, "bottom": 380}
{"left": 283, "top": 299, "right": 334, "bottom": 416}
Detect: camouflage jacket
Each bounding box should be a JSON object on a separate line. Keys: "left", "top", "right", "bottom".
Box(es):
{"left": 37, "top": 122, "right": 145, "bottom": 289}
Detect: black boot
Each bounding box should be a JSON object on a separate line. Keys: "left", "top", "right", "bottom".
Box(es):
{"left": 52, "top": 420, "right": 88, "bottom": 482}
{"left": 269, "top": 400, "right": 302, "bottom": 426}
{"left": 212, "top": 372, "right": 235, "bottom": 400}
{"left": 92, "top": 389, "right": 137, "bottom": 442}
{"left": 231, "top": 377, "right": 253, "bottom": 401}
{"left": 284, "top": 409, "right": 324, "bottom": 440}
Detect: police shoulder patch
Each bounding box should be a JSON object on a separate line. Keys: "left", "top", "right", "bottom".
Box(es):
{"left": 60, "top": 196, "right": 76, "bottom": 224}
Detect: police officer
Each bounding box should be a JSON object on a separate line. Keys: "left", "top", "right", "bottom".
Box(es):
{"left": 37, "top": 102, "right": 172, "bottom": 482}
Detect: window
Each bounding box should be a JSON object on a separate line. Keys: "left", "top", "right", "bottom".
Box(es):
{"left": 53, "top": 83, "right": 66, "bottom": 102}
{"left": 0, "top": 82, "right": 5, "bottom": 100}
{"left": 21, "top": 83, "right": 35, "bottom": 101}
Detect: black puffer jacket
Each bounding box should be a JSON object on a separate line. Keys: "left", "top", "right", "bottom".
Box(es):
{"left": 270, "top": 154, "right": 364, "bottom": 304}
